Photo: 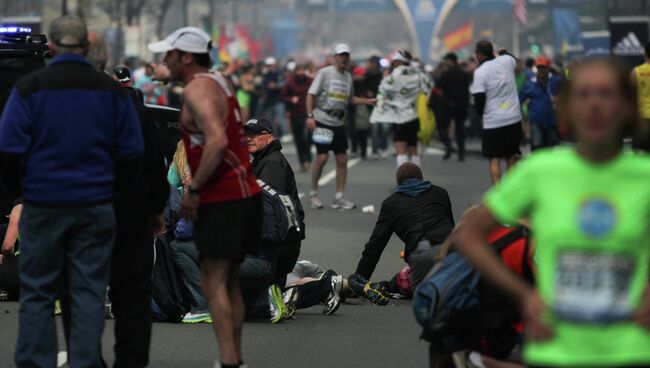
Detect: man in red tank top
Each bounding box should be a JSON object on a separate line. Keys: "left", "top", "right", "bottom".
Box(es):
{"left": 149, "top": 27, "right": 261, "bottom": 368}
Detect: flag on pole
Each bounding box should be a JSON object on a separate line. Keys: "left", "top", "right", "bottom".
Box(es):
{"left": 513, "top": 0, "right": 527, "bottom": 24}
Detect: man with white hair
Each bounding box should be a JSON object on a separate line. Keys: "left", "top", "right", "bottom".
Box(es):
{"left": 0, "top": 15, "right": 143, "bottom": 367}
{"left": 306, "top": 43, "right": 376, "bottom": 210}
{"left": 149, "top": 27, "right": 261, "bottom": 368}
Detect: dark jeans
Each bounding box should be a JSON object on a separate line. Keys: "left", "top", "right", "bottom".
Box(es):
{"left": 406, "top": 243, "right": 439, "bottom": 289}
{"left": 295, "top": 276, "right": 332, "bottom": 309}
{"left": 438, "top": 104, "right": 468, "bottom": 158}
{"left": 290, "top": 116, "right": 312, "bottom": 164}
{"left": 169, "top": 239, "right": 208, "bottom": 313}
{"left": 371, "top": 123, "right": 390, "bottom": 153}
{"left": 240, "top": 255, "right": 275, "bottom": 320}
{"left": 17, "top": 203, "right": 115, "bottom": 368}
{"left": 353, "top": 129, "right": 370, "bottom": 158}
{"left": 530, "top": 124, "right": 559, "bottom": 150}
{"left": 107, "top": 212, "right": 154, "bottom": 368}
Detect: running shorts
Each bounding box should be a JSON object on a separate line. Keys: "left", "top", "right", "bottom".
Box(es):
{"left": 194, "top": 195, "right": 262, "bottom": 262}
{"left": 313, "top": 121, "right": 348, "bottom": 155}
{"left": 481, "top": 122, "right": 522, "bottom": 159}
{"left": 393, "top": 119, "right": 420, "bottom": 147}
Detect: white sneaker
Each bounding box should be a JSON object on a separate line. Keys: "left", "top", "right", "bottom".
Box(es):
{"left": 310, "top": 194, "right": 324, "bottom": 209}
{"left": 332, "top": 196, "right": 355, "bottom": 210}
{"left": 323, "top": 275, "right": 343, "bottom": 315}
{"left": 282, "top": 287, "right": 299, "bottom": 319}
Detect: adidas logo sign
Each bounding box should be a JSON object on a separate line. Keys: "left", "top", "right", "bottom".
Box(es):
{"left": 613, "top": 32, "right": 644, "bottom": 56}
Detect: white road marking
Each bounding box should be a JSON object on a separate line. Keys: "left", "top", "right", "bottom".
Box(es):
{"left": 318, "top": 157, "right": 361, "bottom": 186}
{"left": 424, "top": 147, "right": 444, "bottom": 156}
{"left": 57, "top": 351, "right": 67, "bottom": 367}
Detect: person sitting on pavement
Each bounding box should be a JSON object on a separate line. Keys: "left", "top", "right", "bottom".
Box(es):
{"left": 349, "top": 162, "right": 454, "bottom": 305}
{"left": 244, "top": 117, "right": 305, "bottom": 289}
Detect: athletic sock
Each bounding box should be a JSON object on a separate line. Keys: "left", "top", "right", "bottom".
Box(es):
{"left": 410, "top": 155, "right": 421, "bottom": 167}
{"left": 310, "top": 190, "right": 318, "bottom": 197}
{"left": 335, "top": 192, "right": 344, "bottom": 200}
{"left": 396, "top": 154, "right": 408, "bottom": 167}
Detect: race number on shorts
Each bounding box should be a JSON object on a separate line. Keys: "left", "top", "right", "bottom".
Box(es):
{"left": 312, "top": 127, "right": 334, "bottom": 145}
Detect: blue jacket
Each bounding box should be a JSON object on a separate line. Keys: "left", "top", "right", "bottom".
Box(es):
{"left": 0, "top": 54, "right": 143, "bottom": 205}
{"left": 518, "top": 76, "right": 561, "bottom": 128}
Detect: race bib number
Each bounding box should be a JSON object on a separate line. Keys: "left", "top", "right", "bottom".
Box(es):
{"left": 312, "top": 127, "right": 334, "bottom": 145}
{"left": 554, "top": 251, "right": 634, "bottom": 323}
{"left": 327, "top": 79, "right": 351, "bottom": 105}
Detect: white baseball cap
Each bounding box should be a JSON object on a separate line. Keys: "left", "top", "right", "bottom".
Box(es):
{"left": 264, "top": 56, "right": 277, "bottom": 66}
{"left": 335, "top": 43, "right": 351, "bottom": 55}
{"left": 148, "top": 27, "right": 212, "bottom": 54}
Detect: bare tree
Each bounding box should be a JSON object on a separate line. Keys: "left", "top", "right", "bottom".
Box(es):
{"left": 152, "top": 0, "right": 173, "bottom": 39}
{"left": 127, "top": 0, "right": 149, "bottom": 26}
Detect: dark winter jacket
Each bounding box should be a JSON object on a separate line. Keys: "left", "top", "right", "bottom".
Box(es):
{"left": 251, "top": 139, "right": 305, "bottom": 238}
{"left": 355, "top": 184, "right": 454, "bottom": 279}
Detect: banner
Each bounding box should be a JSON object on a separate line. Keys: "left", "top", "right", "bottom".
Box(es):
{"left": 443, "top": 21, "right": 473, "bottom": 51}
{"left": 609, "top": 16, "right": 649, "bottom": 67}
{"left": 582, "top": 31, "right": 610, "bottom": 57}
{"left": 553, "top": 8, "right": 582, "bottom": 56}
{"left": 394, "top": 0, "right": 458, "bottom": 63}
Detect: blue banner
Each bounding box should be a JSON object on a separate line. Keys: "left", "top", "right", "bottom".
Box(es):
{"left": 582, "top": 31, "right": 610, "bottom": 57}
{"left": 553, "top": 8, "right": 582, "bottom": 55}
{"left": 333, "top": 0, "right": 396, "bottom": 11}
{"left": 396, "top": 0, "right": 456, "bottom": 63}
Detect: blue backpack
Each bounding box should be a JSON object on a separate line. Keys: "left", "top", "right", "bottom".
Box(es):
{"left": 412, "top": 228, "right": 528, "bottom": 343}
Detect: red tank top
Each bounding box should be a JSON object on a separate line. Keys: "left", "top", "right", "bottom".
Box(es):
{"left": 180, "top": 72, "right": 260, "bottom": 204}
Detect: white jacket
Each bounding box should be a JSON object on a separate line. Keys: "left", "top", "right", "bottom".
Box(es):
{"left": 370, "top": 65, "right": 432, "bottom": 124}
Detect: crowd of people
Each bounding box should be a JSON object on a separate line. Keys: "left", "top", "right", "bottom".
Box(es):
{"left": 1, "top": 12, "right": 650, "bottom": 368}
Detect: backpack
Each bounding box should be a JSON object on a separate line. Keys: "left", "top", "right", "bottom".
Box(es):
{"left": 257, "top": 179, "right": 301, "bottom": 245}
{"left": 412, "top": 227, "right": 529, "bottom": 343}
{"left": 151, "top": 234, "right": 191, "bottom": 322}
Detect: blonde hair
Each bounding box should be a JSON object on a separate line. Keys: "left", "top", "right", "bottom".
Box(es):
{"left": 173, "top": 141, "right": 190, "bottom": 180}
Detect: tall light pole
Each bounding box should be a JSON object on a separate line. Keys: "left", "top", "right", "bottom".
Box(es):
{"left": 62, "top": 0, "right": 68, "bottom": 15}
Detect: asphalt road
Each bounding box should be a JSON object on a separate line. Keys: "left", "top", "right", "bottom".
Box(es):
{"left": 0, "top": 140, "right": 491, "bottom": 368}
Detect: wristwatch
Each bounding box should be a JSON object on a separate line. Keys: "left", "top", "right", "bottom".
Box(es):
{"left": 307, "top": 113, "right": 314, "bottom": 118}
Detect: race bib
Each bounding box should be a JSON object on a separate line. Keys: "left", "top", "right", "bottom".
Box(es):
{"left": 312, "top": 127, "right": 334, "bottom": 145}
{"left": 554, "top": 250, "right": 634, "bottom": 324}
{"left": 327, "top": 79, "right": 351, "bottom": 106}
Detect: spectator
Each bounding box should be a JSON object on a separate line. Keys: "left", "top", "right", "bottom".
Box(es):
{"left": 135, "top": 62, "right": 162, "bottom": 104}
{"left": 261, "top": 57, "right": 287, "bottom": 136}
{"left": 0, "top": 15, "right": 143, "bottom": 367}
{"left": 519, "top": 56, "right": 561, "bottom": 150}
{"left": 437, "top": 52, "right": 472, "bottom": 161}
{"left": 281, "top": 63, "right": 314, "bottom": 171}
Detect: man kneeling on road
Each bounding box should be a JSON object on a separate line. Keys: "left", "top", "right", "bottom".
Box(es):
{"left": 349, "top": 163, "right": 455, "bottom": 304}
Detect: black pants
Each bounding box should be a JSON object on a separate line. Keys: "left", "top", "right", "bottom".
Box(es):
{"left": 353, "top": 129, "right": 370, "bottom": 158}
{"left": 109, "top": 217, "right": 154, "bottom": 368}
{"left": 295, "top": 276, "right": 332, "bottom": 309}
{"left": 272, "top": 241, "right": 301, "bottom": 289}
{"left": 438, "top": 104, "right": 467, "bottom": 158}
{"left": 290, "top": 116, "right": 312, "bottom": 164}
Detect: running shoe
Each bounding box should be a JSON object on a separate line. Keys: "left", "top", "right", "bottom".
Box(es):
{"left": 282, "top": 287, "right": 299, "bottom": 319}
{"left": 323, "top": 275, "right": 343, "bottom": 315}
{"left": 348, "top": 273, "right": 390, "bottom": 306}
{"left": 331, "top": 196, "right": 356, "bottom": 210}
{"left": 310, "top": 194, "right": 324, "bottom": 209}
{"left": 268, "top": 284, "right": 288, "bottom": 323}
{"left": 319, "top": 269, "right": 338, "bottom": 280}
{"left": 182, "top": 312, "right": 212, "bottom": 324}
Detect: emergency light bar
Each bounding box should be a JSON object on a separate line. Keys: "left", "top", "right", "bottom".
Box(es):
{"left": 0, "top": 27, "right": 32, "bottom": 34}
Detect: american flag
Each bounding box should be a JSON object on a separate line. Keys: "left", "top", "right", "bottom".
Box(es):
{"left": 513, "top": 0, "right": 528, "bottom": 24}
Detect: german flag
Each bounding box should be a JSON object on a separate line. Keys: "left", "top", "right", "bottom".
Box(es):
{"left": 443, "top": 21, "right": 473, "bottom": 52}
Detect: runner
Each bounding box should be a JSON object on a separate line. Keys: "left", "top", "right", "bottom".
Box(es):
{"left": 470, "top": 41, "right": 523, "bottom": 184}
{"left": 149, "top": 27, "right": 261, "bottom": 368}
{"left": 631, "top": 41, "right": 650, "bottom": 151}
{"left": 452, "top": 58, "right": 650, "bottom": 368}
{"left": 370, "top": 50, "right": 432, "bottom": 168}
{"left": 306, "top": 43, "right": 375, "bottom": 210}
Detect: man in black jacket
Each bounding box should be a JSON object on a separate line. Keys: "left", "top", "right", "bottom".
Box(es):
{"left": 244, "top": 117, "right": 305, "bottom": 287}
{"left": 352, "top": 163, "right": 454, "bottom": 291}
{"left": 437, "top": 52, "right": 472, "bottom": 161}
